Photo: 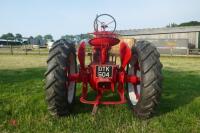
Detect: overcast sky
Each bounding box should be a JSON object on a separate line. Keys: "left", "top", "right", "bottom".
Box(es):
{"left": 0, "top": 0, "right": 200, "bottom": 39}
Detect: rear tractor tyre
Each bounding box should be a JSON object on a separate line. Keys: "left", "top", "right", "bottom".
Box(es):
{"left": 127, "top": 40, "right": 163, "bottom": 119}
{"left": 45, "top": 39, "right": 77, "bottom": 116}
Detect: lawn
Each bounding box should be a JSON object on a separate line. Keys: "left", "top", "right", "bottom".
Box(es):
{"left": 0, "top": 55, "right": 200, "bottom": 133}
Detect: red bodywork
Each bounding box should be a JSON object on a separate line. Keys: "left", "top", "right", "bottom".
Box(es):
{"left": 68, "top": 31, "right": 140, "bottom": 107}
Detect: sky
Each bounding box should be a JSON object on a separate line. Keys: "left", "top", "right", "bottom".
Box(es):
{"left": 0, "top": 0, "right": 200, "bottom": 39}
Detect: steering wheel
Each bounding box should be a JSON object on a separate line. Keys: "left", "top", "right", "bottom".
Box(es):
{"left": 94, "top": 14, "right": 116, "bottom": 33}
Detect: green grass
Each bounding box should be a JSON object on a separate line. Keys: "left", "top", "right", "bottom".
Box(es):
{"left": 0, "top": 55, "right": 200, "bottom": 133}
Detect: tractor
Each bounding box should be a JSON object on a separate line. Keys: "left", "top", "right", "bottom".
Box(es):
{"left": 45, "top": 14, "right": 163, "bottom": 119}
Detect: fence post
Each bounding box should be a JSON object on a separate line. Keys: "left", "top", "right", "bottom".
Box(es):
{"left": 7, "top": 40, "right": 13, "bottom": 55}
{"left": 25, "top": 44, "right": 27, "bottom": 55}
{"left": 170, "top": 47, "right": 173, "bottom": 57}
{"left": 187, "top": 48, "right": 189, "bottom": 56}
{"left": 10, "top": 44, "right": 13, "bottom": 55}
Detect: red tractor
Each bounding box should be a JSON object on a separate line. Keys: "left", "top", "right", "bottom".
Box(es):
{"left": 45, "top": 14, "right": 162, "bottom": 119}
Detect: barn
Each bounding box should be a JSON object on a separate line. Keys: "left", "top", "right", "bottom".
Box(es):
{"left": 117, "top": 26, "right": 200, "bottom": 55}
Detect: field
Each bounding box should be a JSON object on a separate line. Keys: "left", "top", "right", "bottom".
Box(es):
{"left": 0, "top": 55, "right": 200, "bottom": 133}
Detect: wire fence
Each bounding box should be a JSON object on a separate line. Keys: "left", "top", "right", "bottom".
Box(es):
{"left": 0, "top": 45, "right": 49, "bottom": 55}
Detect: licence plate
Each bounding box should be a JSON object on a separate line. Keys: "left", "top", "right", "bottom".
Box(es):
{"left": 96, "top": 66, "right": 112, "bottom": 78}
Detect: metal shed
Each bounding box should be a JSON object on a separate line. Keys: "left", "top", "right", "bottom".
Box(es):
{"left": 116, "top": 26, "right": 200, "bottom": 55}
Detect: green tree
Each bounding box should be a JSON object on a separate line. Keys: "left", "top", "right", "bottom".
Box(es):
{"left": 1, "top": 33, "right": 15, "bottom": 40}
{"left": 179, "top": 21, "right": 200, "bottom": 27}
{"left": 166, "top": 21, "right": 200, "bottom": 28}
{"left": 44, "top": 34, "right": 53, "bottom": 41}
{"left": 35, "top": 35, "right": 43, "bottom": 39}
{"left": 28, "top": 36, "right": 34, "bottom": 44}
{"left": 61, "top": 34, "right": 92, "bottom": 44}
{"left": 34, "top": 35, "right": 43, "bottom": 45}
{"left": 61, "top": 35, "right": 75, "bottom": 41}
{"left": 15, "top": 33, "right": 23, "bottom": 42}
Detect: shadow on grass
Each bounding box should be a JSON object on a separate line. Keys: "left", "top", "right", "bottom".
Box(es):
{"left": 72, "top": 87, "right": 123, "bottom": 115}
{"left": 157, "top": 69, "right": 200, "bottom": 116}
{"left": 73, "top": 69, "right": 200, "bottom": 116}
{"left": 1, "top": 67, "right": 200, "bottom": 116}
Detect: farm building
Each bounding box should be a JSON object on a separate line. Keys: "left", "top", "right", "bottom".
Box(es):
{"left": 0, "top": 39, "right": 22, "bottom": 46}
{"left": 117, "top": 26, "right": 200, "bottom": 55}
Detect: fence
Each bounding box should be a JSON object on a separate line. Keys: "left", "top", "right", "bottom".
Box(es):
{"left": 157, "top": 47, "right": 189, "bottom": 56}
{"left": 157, "top": 47, "right": 200, "bottom": 56}
{"left": 189, "top": 49, "right": 200, "bottom": 55}
{"left": 0, "top": 45, "right": 49, "bottom": 55}
{"left": 0, "top": 44, "right": 199, "bottom": 56}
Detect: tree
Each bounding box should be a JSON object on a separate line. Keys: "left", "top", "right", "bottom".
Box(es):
{"left": 28, "top": 36, "right": 34, "bottom": 44}
{"left": 44, "top": 34, "right": 53, "bottom": 41}
{"left": 179, "top": 21, "right": 200, "bottom": 27}
{"left": 15, "top": 33, "right": 23, "bottom": 42}
{"left": 166, "top": 23, "right": 178, "bottom": 28}
{"left": 166, "top": 21, "right": 200, "bottom": 28}
{"left": 1, "top": 33, "right": 15, "bottom": 40}
{"left": 171, "top": 23, "right": 178, "bottom": 27}
{"left": 61, "top": 35, "right": 75, "bottom": 41}
{"left": 34, "top": 35, "right": 43, "bottom": 45}
{"left": 60, "top": 34, "right": 92, "bottom": 44}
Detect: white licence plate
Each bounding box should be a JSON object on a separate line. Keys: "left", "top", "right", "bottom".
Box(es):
{"left": 96, "top": 66, "right": 112, "bottom": 78}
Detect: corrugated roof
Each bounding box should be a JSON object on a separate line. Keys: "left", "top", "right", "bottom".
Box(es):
{"left": 116, "top": 26, "right": 200, "bottom": 36}
{"left": 0, "top": 39, "right": 21, "bottom": 42}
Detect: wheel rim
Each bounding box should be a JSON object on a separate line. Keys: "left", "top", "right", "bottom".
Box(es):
{"left": 127, "top": 61, "right": 141, "bottom": 106}
{"left": 66, "top": 53, "right": 76, "bottom": 104}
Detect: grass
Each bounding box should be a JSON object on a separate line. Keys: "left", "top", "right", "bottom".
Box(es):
{"left": 0, "top": 55, "right": 200, "bottom": 133}
{"left": 0, "top": 55, "right": 47, "bottom": 70}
